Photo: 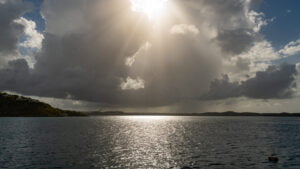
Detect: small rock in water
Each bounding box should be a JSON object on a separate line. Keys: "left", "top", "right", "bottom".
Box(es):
{"left": 268, "top": 153, "right": 279, "bottom": 163}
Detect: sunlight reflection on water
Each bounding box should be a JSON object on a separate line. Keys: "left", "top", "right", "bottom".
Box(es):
{"left": 125, "top": 115, "right": 173, "bottom": 120}
{"left": 1, "top": 117, "right": 300, "bottom": 168}
{"left": 117, "top": 116, "right": 175, "bottom": 168}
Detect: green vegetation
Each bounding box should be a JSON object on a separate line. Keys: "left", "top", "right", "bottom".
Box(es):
{"left": 0, "top": 92, "right": 86, "bottom": 117}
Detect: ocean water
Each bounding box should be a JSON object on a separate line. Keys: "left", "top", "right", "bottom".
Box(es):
{"left": 0, "top": 116, "right": 300, "bottom": 169}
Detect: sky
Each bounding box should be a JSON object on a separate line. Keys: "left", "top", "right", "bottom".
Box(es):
{"left": 0, "top": 0, "right": 300, "bottom": 113}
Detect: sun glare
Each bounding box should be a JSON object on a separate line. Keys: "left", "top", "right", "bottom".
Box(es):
{"left": 130, "top": 0, "right": 169, "bottom": 20}
{"left": 127, "top": 115, "right": 170, "bottom": 121}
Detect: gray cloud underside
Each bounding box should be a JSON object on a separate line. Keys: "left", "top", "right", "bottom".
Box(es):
{"left": 203, "top": 64, "right": 298, "bottom": 100}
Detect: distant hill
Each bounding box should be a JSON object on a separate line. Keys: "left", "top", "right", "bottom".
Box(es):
{"left": 0, "top": 92, "right": 86, "bottom": 117}
{"left": 87, "top": 111, "right": 300, "bottom": 117}
{"left": 2, "top": 92, "right": 298, "bottom": 117}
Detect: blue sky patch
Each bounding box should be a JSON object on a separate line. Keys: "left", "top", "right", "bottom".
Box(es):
{"left": 23, "top": 0, "right": 45, "bottom": 32}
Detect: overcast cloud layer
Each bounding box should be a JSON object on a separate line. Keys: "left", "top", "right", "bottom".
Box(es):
{"left": 0, "top": 0, "right": 300, "bottom": 112}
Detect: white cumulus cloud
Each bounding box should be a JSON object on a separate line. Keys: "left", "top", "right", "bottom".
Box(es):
{"left": 279, "top": 39, "right": 300, "bottom": 56}
{"left": 14, "top": 17, "right": 44, "bottom": 49}
{"left": 120, "top": 77, "right": 145, "bottom": 90}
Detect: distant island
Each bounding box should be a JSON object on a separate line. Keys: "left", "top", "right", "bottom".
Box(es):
{"left": 1, "top": 92, "right": 300, "bottom": 117}
{"left": 0, "top": 92, "right": 85, "bottom": 117}
{"left": 87, "top": 111, "right": 300, "bottom": 117}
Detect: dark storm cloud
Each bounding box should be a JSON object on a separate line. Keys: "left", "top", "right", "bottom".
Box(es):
{"left": 0, "top": 0, "right": 31, "bottom": 54}
{"left": 242, "top": 64, "right": 297, "bottom": 99}
{"left": 217, "top": 29, "right": 255, "bottom": 55}
{"left": 203, "top": 64, "right": 298, "bottom": 100}
{"left": 201, "top": 74, "right": 242, "bottom": 100}
{"left": 0, "top": 59, "right": 30, "bottom": 91}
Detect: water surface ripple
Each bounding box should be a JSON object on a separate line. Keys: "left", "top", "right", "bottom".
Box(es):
{"left": 0, "top": 116, "right": 300, "bottom": 169}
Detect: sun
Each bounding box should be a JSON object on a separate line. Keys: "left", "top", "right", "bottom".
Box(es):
{"left": 130, "top": 0, "right": 169, "bottom": 20}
